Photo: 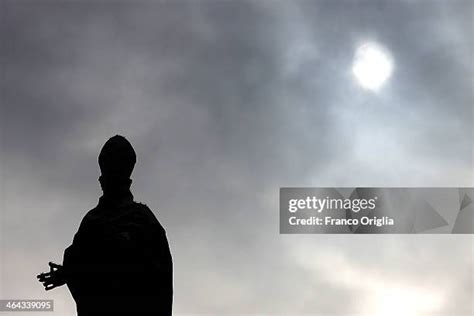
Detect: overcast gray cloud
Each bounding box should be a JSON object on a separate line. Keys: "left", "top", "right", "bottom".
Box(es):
{"left": 1, "top": 0, "right": 472, "bottom": 315}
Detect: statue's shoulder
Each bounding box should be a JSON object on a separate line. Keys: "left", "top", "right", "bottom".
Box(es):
{"left": 131, "top": 201, "right": 154, "bottom": 216}
{"left": 130, "top": 201, "right": 165, "bottom": 231}
{"left": 80, "top": 206, "right": 101, "bottom": 224}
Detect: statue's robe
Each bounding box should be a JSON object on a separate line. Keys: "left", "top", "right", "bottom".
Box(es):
{"left": 63, "top": 192, "right": 173, "bottom": 316}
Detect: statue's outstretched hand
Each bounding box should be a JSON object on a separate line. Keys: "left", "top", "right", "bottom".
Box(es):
{"left": 37, "top": 262, "right": 66, "bottom": 291}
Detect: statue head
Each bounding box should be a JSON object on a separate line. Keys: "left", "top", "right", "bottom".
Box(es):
{"left": 98, "top": 135, "right": 136, "bottom": 195}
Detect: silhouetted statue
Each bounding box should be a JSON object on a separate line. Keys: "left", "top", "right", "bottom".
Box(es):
{"left": 37, "top": 135, "right": 173, "bottom": 315}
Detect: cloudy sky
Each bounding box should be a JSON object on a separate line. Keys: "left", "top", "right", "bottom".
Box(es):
{"left": 1, "top": 0, "right": 472, "bottom": 315}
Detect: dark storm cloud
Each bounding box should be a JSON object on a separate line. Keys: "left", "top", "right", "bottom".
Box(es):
{"left": 1, "top": 0, "right": 472, "bottom": 315}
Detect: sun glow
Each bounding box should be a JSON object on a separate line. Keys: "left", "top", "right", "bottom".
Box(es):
{"left": 372, "top": 286, "right": 442, "bottom": 316}
{"left": 352, "top": 42, "right": 394, "bottom": 91}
